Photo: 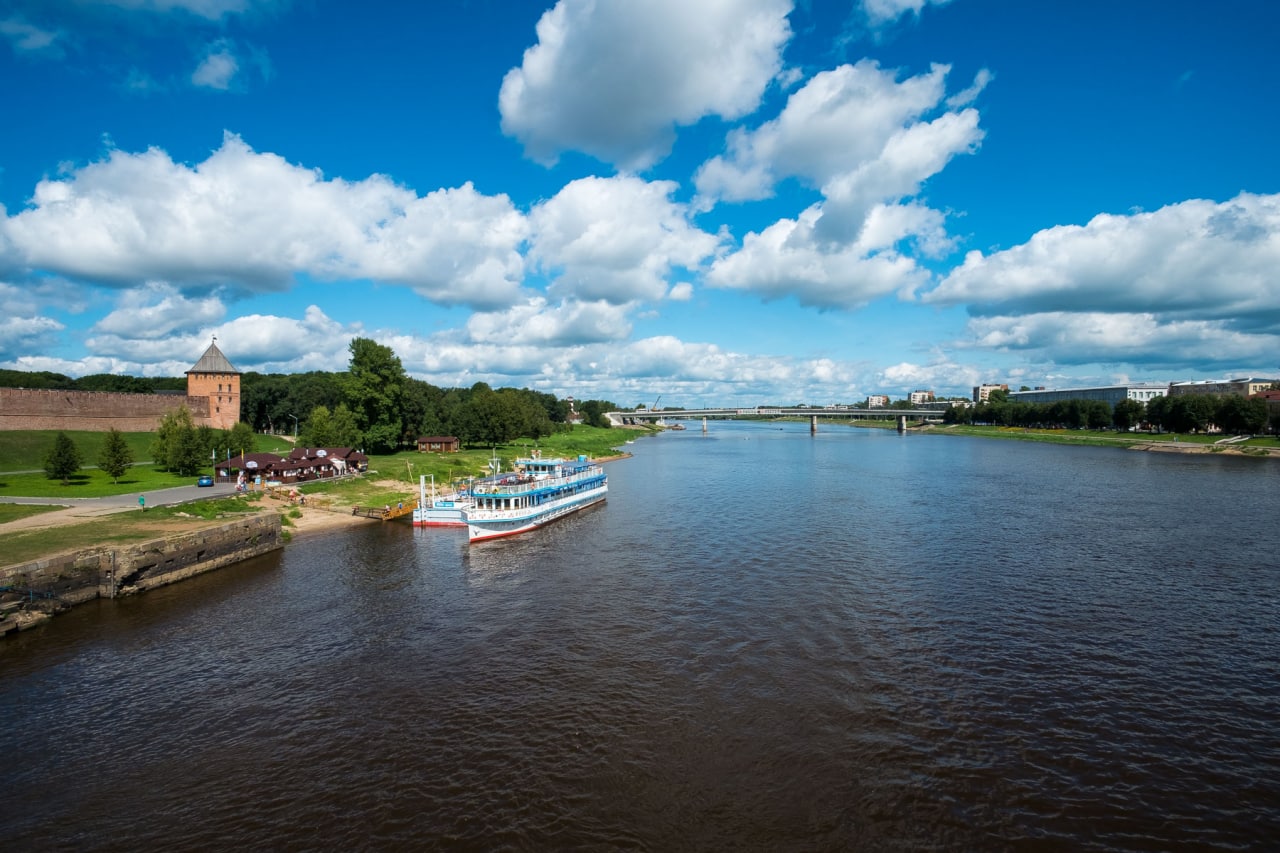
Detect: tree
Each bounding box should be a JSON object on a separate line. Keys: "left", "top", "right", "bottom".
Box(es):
{"left": 1216, "top": 395, "right": 1268, "bottom": 435}
{"left": 1112, "top": 398, "right": 1145, "bottom": 431}
{"left": 345, "top": 337, "right": 406, "bottom": 453}
{"left": 98, "top": 428, "right": 134, "bottom": 483}
{"left": 151, "top": 406, "right": 206, "bottom": 475}
{"left": 44, "top": 431, "right": 82, "bottom": 485}
{"left": 1165, "top": 395, "right": 1217, "bottom": 434}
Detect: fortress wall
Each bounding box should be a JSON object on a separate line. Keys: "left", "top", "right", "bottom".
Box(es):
{"left": 0, "top": 387, "right": 213, "bottom": 432}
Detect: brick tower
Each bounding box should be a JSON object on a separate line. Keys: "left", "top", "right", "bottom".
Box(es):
{"left": 186, "top": 338, "right": 241, "bottom": 430}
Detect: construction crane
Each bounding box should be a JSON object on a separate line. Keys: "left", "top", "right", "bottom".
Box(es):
{"left": 650, "top": 394, "right": 662, "bottom": 412}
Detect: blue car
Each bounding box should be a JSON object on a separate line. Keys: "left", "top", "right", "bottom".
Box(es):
{"left": 197, "top": 475, "right": 215, "bottom": 487}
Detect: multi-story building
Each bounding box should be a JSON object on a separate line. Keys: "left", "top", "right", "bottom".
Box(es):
{"left": 1008, "top": 383, "right": 1168, "bottom": 407}
{"left": 1167, "top": 378, "right": 1278, "bottom": 398}
{"left": 908, "top": 389, "right": 935, "bottom": 405}
{"left": 972, "top": 384, "right": 1008, "bottom": 403}
{"left": 866, "top": 395, "right": 889, "bottom": 408}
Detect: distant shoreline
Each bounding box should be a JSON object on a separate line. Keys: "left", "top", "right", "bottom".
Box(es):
{"left": 915, "top": 424, "right": 1280, "bottom": 459}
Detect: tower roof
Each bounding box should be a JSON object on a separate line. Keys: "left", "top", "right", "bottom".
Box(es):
{"left": 186, "top": 340, "right": 240, "bottom": 375}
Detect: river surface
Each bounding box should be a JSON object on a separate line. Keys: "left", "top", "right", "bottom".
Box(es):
{"left": 2, "top": 421, "right": 1278, "bottom": 851}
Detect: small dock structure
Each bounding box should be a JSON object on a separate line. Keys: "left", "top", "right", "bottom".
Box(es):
{"left": 351, "top": 501, "right": 417, "bottom": 522}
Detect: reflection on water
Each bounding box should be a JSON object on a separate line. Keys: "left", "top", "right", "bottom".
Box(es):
{"left": 2, "top": 422, "right": 1278, "bottom": 850}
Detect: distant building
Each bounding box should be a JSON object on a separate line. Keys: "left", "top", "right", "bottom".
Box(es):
{"left": 908, "top": 389, "right": 935, "bottom": 405}
{"left": 416, "top": 436, "right": 461, "bottom": 453}
{"left": 1168, "top": 378, "right": 1278, "bottom": 398}
{"left": 1008, "top": 383, "right": 1168, "bottom": 407}
{"left": 866, "top": 395, "right": 889, "bottom": 408}
{"left": 973, "top": 384, "right": 1008, "bottom": 403}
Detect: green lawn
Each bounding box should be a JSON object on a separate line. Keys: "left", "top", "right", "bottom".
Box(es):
{"left": 930, "top": 423, "right": 1280, "bottom": 449}
{"left": 0, "top": 426, "right": 642, "bottom": 499}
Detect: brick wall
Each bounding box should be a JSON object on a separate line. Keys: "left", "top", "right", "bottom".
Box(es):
{"left": 0, "top": 388, "right": 214, "bottom": 432}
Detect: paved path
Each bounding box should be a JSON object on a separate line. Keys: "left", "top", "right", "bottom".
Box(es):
{"left": 0, "top": 482, "right": 240, "bottom": 531}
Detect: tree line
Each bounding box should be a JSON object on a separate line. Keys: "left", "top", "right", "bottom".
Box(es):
{"left": 944, "top": 390, "right": 1272, "bottom": 434}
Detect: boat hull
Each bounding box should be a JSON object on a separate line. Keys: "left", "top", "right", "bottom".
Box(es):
{"left": 466, "top": 484, "right": 607, "bottom": 542}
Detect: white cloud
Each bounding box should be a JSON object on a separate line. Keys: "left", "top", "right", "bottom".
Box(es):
{"left": 695, "top": 59, "right": 981, "bottom": 306}
{"left": 93, "top": 282, "right": 226, "bottom": 337}
{"left": 464, "top": 297, "right": 633, "bottom": 347}
{"left": 499, "top": 0, "right": 792, "bottom": 170}
{"left": 529, "top": 175, "right": 721, "bottom": 304}
{"left": 85, "top": 304, "right": 359, "bottom": 375}
{"left": 879, "top": 358, "right": 983, "bottom": 396}
{"left": 1, "top": 133, "right": 530, "bottom": 309}
{"left": 926, "top": 192, "right": 1280, "bottom": 325}
{"left": 0, "top": 314, "right": 65, "bottom": 361}
{"left": 192, "top": 41, "right": 239, "bottom": 89}
{"left": 705, "top": 203, "right": 934, "bottom": 308}
{"left": 861, "top": 0, "right": 951, "bottom": 28}
{"left": 958, "top": 311, "right": 1279, "bottom": 370}
{"left": 695, "top": 60, "right": 964, "bottom": 204}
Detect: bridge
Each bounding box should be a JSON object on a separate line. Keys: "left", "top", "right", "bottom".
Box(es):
{"left": 607, "top": 406, "right": 944, "bottom": 429}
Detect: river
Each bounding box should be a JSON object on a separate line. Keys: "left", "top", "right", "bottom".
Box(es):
{"left": 2, "top": 421, "right": 1278, "bottom": 851}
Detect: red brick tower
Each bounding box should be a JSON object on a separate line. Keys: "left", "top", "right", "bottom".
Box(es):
{"left": 186, "top": 339, "right": 241, "bottom": 430}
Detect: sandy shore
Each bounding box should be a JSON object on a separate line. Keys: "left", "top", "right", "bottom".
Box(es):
{"left": 284, "top": 503, "right": 384, "bottom": 538}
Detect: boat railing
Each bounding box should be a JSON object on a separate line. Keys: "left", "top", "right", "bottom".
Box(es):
{"left": 471, "top": 466, "right": 602, "bottom": 496}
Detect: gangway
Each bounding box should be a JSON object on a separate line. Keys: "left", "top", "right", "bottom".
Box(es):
{"left": 351, "top": 501, "right": 418, "bottom": 521}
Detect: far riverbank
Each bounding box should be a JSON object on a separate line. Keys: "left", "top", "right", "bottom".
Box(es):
{"left": 913, "top": 423, "right": 1280, "bottom": 458}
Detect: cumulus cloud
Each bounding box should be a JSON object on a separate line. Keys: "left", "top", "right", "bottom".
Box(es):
{"left": 698, "top": 60, "right": 982, "bottom": 308}
{"left": 499, "top": 0, "right": 792, "bottom": 170}
{"left": 927, "top": 192, "right": 1280, "bottom": 325}
{"left": 1, "top": 133, "right": 530, "bottom": 309}
{"left": 705, "top": 203, "right": 937, "bottom": 309}
{"left": 695, "top": 60, "right": 982, "bottom": 215}
{"left": 85, "top": 304, "right": 359, "bottom": 375}
{"left": 529, "top": 176, "right": 721, "bottom": 303}
{"left": 93, "top": 282, "right": 226, "bottom": 338}
{"left": 959, "top": 312, "right": 1279, "bottom": 370}
{"left": 0, "top": 314, "right": 65, "bottom": 362}
{"left": 465, "top": 297, "right": 633, "bottom": 347}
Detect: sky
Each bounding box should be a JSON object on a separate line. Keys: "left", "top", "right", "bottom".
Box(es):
{"left": 1, "top": 0, "right": 1278, "bottom": 408}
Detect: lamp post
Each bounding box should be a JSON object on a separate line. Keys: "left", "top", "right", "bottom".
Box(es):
{"left": 289, "top": 414, "right": 298, "bottom": 439}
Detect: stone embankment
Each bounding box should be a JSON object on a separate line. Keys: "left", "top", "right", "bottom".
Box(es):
{"left": 1, "top": 514, "right": 282, "bottom": 635}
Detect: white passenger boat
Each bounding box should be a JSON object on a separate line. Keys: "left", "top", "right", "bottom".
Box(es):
{"left": 412, "top": 474, "right": 472, "bottom": 527}
{"left": 464, "top": 454, "right": 607, "bottom": 542}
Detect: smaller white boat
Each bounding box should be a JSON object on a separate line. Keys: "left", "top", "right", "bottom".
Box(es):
{"left": 412, "top": 474, "right": 472, "bottom": 527}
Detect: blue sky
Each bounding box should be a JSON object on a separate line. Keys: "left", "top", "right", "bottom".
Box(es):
{"left": 2, "top": 0, "right": 1278, "bottom": 408}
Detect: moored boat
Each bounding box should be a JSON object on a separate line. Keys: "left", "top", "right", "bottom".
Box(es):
{"left": 464, "top": 454, "right": 607, "bottom": 542}
{"left": 412, "top": 474, "right": 472, "bottom": 527}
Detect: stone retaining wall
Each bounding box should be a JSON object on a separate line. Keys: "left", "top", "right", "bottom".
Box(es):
{"left": 1, "top": 514, "right": 282, "bottom": 633}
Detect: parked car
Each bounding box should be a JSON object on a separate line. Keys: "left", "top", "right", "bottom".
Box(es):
{"left": 197, "top": 475, "right": 215, "bottom": 487}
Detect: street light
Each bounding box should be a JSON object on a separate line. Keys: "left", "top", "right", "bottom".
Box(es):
{"left": 289, "top": 414, "right": 298, "bottom": 439}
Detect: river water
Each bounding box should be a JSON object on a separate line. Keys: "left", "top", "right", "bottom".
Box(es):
{"left": 2, "top": 421, "right": 1278, "bottom": 851}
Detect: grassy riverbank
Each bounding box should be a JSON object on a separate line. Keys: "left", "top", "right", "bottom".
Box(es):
{"left": 918, "top": 423, "right": 1280, "bottom": 455}
{"left": 0, "top": 425, "right": 647, "bottom": 566}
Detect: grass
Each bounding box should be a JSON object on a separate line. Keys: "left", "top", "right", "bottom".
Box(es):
{"left": 0, "top": 503, "right": 63, "bottom": 524}
{"left": 0, "top": 431, "right": 297, "bottom": 497}
{"left": 0, "top": 425, "right": 646, "bottom": 567}
{"left": 0, "top": 493, "right": 273, "bottom": 566}
{"left": 927, "top": 423, "right": 1280, "bottom": 450}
